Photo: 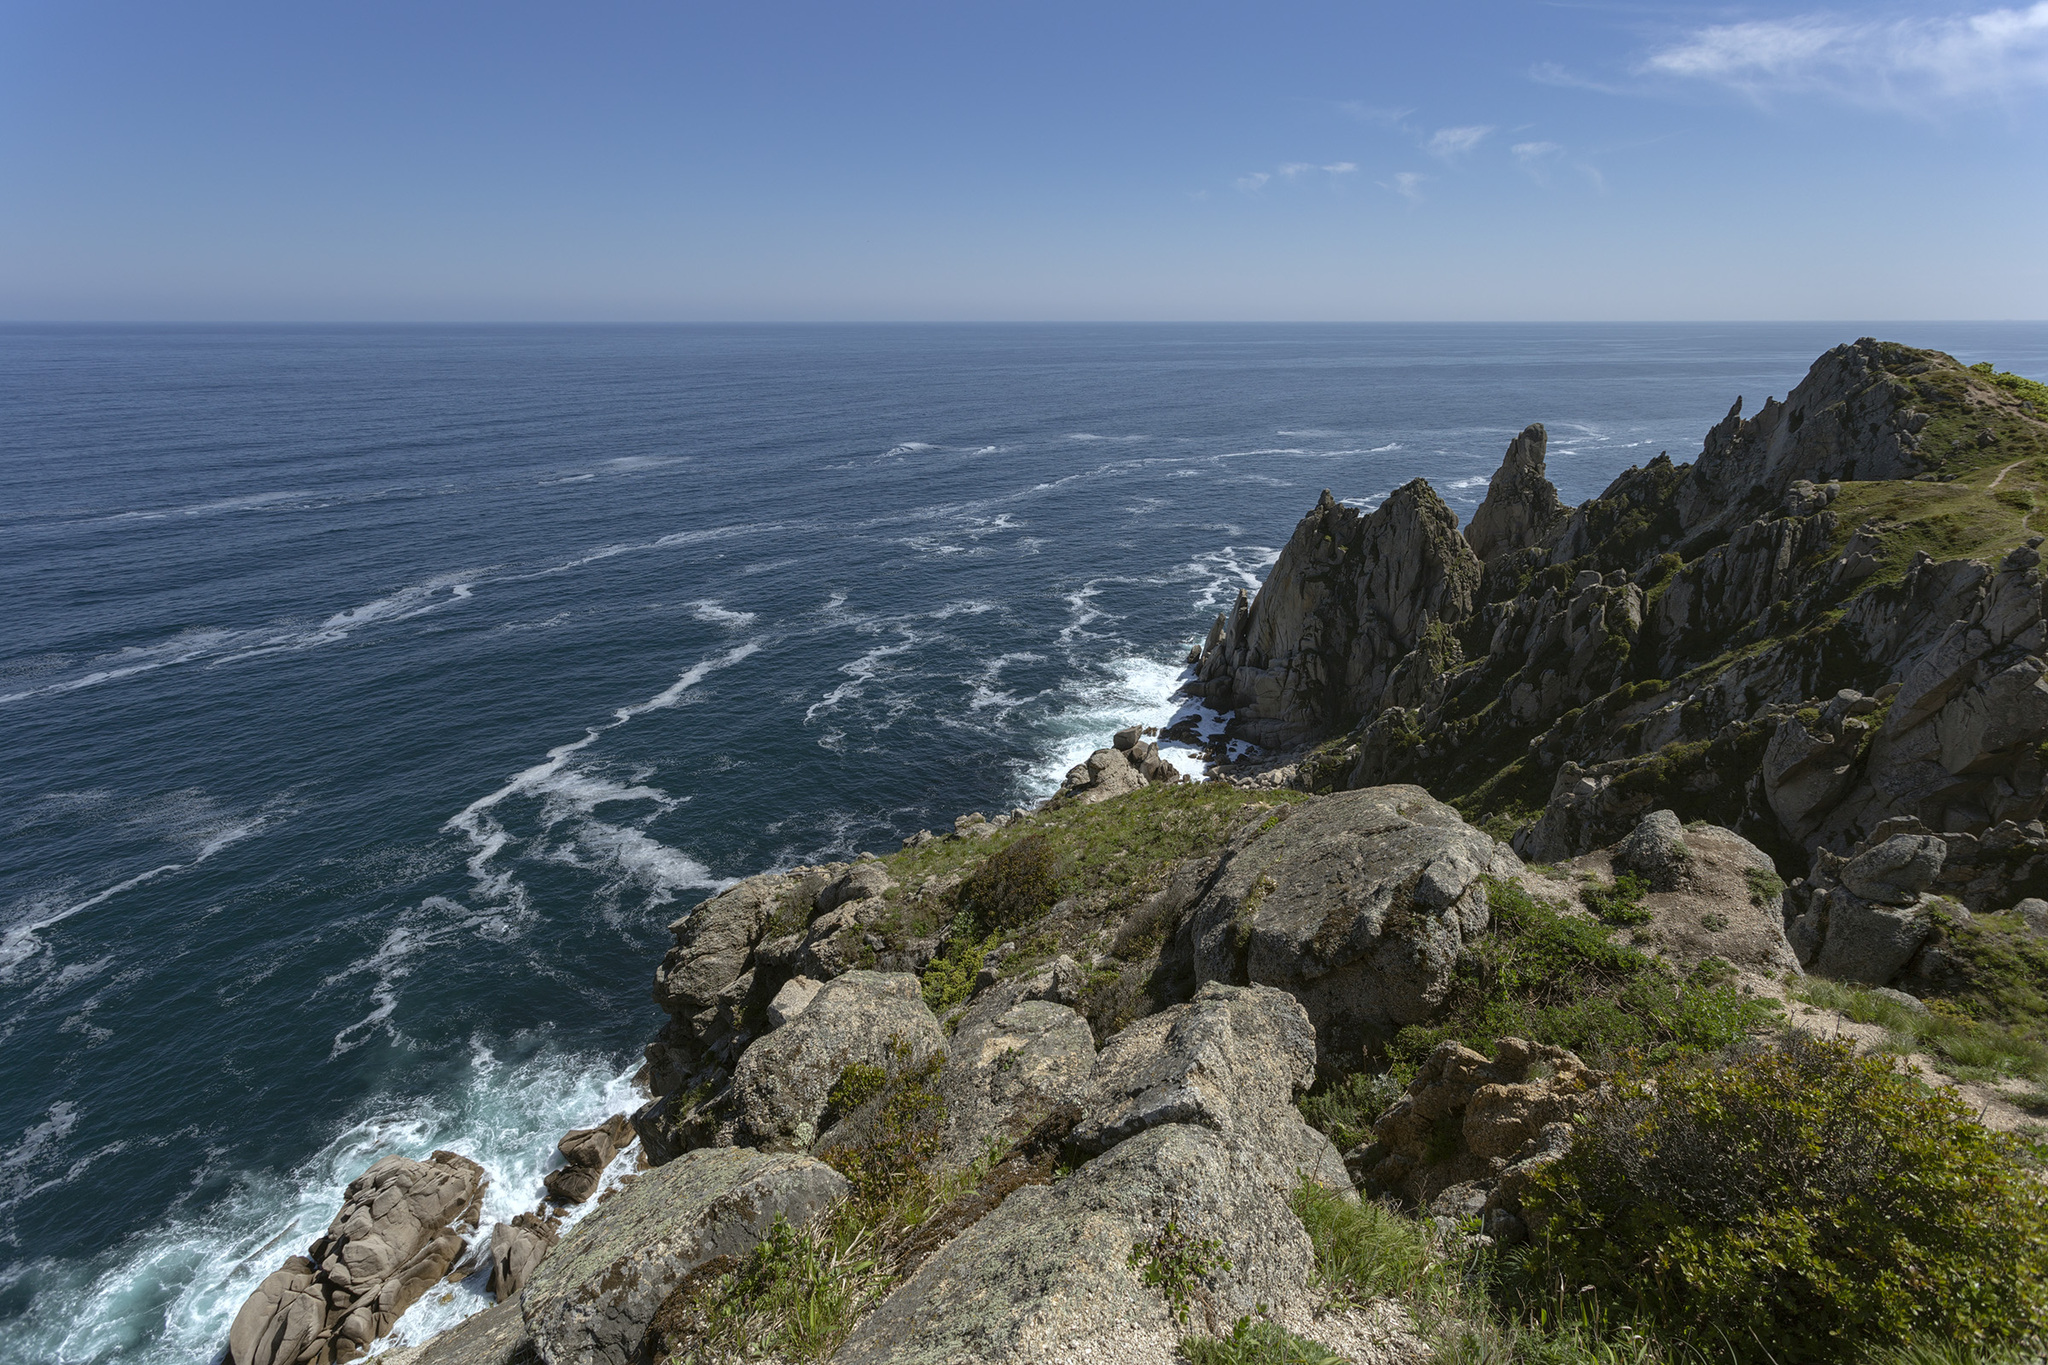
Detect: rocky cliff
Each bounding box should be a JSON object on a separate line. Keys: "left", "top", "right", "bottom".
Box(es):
{"left": 1188, "top": 340, "right": 2048, "bottom": 934}
{"left": 230, "top": 341, "right": 2048, "bottom": 1365}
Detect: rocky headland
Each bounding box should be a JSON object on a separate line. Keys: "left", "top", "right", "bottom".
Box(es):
{"left": 228, "top": 342, "right": 2048, "bottom": 1365}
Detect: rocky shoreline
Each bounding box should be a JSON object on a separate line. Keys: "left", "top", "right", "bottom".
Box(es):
{"left": 227, "top": 340, "right": 2048, "bottom": 1365}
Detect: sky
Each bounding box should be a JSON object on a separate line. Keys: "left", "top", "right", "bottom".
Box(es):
{"left": 2, "top": 1, "right": 2046, "bottom": 321}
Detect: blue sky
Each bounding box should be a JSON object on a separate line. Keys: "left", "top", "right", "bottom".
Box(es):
{"left": 3, "top": 2, "right": 2045, "bottom": 320}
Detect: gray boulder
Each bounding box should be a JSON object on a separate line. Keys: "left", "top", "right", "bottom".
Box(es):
{"left": 2016, "top": 897, "right": 2048, "bottom": 937}
{"left": 1069, "top": 983, "right": 1323, "bottom": 1165}
{"left": 1806, "top": 889, "right": 1939, "bottom": 985}
{"left": 729, "top": 970, "right": 943, "bottom": 1151}
{"left": 1841, "top": 834, "right": 1947, "bottom": 905}
{"left": 833, "top": 1123, "right": 1337, "bottom": 1364}
{"left": 228, "top": 1150, "right": 486, "bottom": 1365}
{"left": 522, "top": 1148, "right": 847, "bottom": 1365}
{"left": 936, "top": 997, "right": 1095, "bottom": 1166}
{"left": 1613, "top": 809, "right": 1692, "bottom": 892}
{"left": 1173, "top": 785, "right": 1519, "bottom": 1068}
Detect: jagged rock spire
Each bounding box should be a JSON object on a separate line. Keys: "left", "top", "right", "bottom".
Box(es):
{"left": 1464, "top": 423, "right": 1567, "bottom": 564}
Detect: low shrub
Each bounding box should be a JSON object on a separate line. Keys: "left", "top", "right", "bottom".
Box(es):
{"left": 1519, "top": 1034, "right": 2048, "bottom": 1362}
{"left": 917, "top": 914, "right": 997, "bottom": 1015}
{"left": 1129, "top": 1216, "right": 1231, "bottom": 1326}
{"left": 956, "top": 831, "right": 1070, "bottom": 932}
{"left": 1581, "top": 872, "right": 1652, "bottom": 927}
{"left": 817, "top": 1051, "right": 947, "bottom": 1207}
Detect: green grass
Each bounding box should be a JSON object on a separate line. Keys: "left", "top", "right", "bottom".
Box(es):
{"left": 1790, "top": 975, "right": 2048, "bottom": 1095}
{"left": 1291, "top": 1182, "right": 1440, "bottom": 1304}
{"left": 1580, "top": 872, "right": 1653, "bottom": 927}
{"left": 1297, "top": 1070, "right": 1408, "bottom": 1152}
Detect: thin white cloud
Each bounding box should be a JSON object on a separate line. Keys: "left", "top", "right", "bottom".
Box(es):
{"left": 1511, "top": 141, "right": 1563, "bottom": 160}
{"left": 1235, "top": 171, "right": 1271, "bottom": 192}
{"left": 1383, "top": 171, "right": 1426, "bottom": 203}
{"left": 1239, "top": 162, "right": 1358, "bottom": 190}
{"left": 1322, "top": 162, "right": 1358, "bottom": 174}
{"left": 1643, "top": 3, "right": 2048, "bottom": 108}
{"left": 1336, "top": 101, "right": 1413, "bottom": 127}
{"left": 1426, "top": 125, "right": 1493, "bottom": 158}
{"left": 1277, "top": 162, "right": 1316, "bottom": 178}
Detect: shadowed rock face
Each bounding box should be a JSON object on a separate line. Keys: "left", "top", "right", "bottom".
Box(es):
{"left": 1190, "top": 482, "right": 1482, "bottom": 751}
{"left": 521, "top": 1148, "right": 847, "bottom": 1365}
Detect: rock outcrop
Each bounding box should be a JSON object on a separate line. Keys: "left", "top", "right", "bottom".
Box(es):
{"left": 1053, "top": 727, "right": 1182, "bottom": 806}
{"left": 1166, "top": 785, "right": 1521, "bottom": 1068}
{"left": 1464, "top": 424, "right": 1568, "bottom": 564}
{"left": 521, "top": 1147, "right": 847, "bottom": 1365}
{"left": 542, "top": 1113, "right": 632, "bottom": 1205}
{"left": 1355, "top": 1038, "right": 1601, "bottom": 1245}
{"left": 832, "top": 1122, "right": 1337, "bottom": 1364}
{"left": 228, "top": 1150, "right": 486, "bottom": 1365}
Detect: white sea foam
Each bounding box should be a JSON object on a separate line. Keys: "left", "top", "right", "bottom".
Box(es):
{"left": 1016, "top": 653, "right": 1198, "bottom": 798}
{"left": 803, "top": 633, "right": 918, "bottom": 724}
{"left": 690, "top": 601, "right": 757, "bottom": 628}
{"left": 104, "top": 490, "right": 313, "bottom": 521}
{"left": 0, "top": 1040, "right": 642, "bottom": 1365}
{"left": 440, "top": 643, "right": 759, "bottom": 934}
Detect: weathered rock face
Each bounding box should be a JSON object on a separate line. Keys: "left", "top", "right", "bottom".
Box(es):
{"left": 936, "top": 993, "right": 1096, "bottom": 1167}
{"left": 1168, "top": 786, "right": 1521, "bottom": 1068}
{"left": 832, "top": 1123, "right": 1334, "bottom": 1364}
{"left": 1465, "top": 424, "right": 1568, "bottom": 564}
{"left": 1569, "top": 812, "right": 1802, "bottom": 977}
{"left": 1053, "top": 735, "right": 1181, "bottom": 806}
{"left": 1067, "top": 982, "right": 1345, "bottom": 1190}
{"left": 1355, "top": 1038, "right": 1600, "bottom": 1244}
{"left": 228, "top": 1150, "right": 486, "bottom": 1365}
{"left": 728, "top": 970, "right": 944, "bottom": 1151}
{"left": 521, "top": 1147, "right": 847, "bottom": 1365}
{"left": 1191, "top": 483, "right": 1482, "bottom": 751}
{"left": 373, "top": 1299, "right": 531, "bottom": 1365}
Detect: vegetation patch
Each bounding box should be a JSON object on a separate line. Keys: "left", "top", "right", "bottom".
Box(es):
{"left": 1519, "top": 1034, "right": 2048, "bottom": 1362}
{"left": 1580, "top": 871, "right": 1652, "bottom": 926}
{"left": 1388, "top": 876, "right": 1774, "bottom": 1070}
{"left": 1130, "top": 1215, "right": 1233, "bottom": 1327}
{"left": 1296, "top": 1070, "right": 1407, "bottom": 1153}
{"left": 1791, "top": 974, "right": 2048, "bottom": 1095}
{"left": 1180, "top": 1315, "right": 1349, "bottom": 1365}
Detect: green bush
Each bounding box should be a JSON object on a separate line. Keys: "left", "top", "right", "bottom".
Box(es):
{"left": 1129, "top": 1216, "right": 1231, "bottom": 1325}
{"left": 955, "top": 830, "right": 1072, "bottom": 932}
{"left": 1390, "top": 877, "right": 1772, "bottom": 1069}
{"left": 1519, "top": 1035, "right": 2048, "bottom": 1362}
{"left": 917, "top": 914, "right": 997, "bottom": 1015}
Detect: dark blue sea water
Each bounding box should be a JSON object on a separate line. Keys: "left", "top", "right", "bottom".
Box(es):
{"left": 5, "top": 322, "right": 2045, "bottom": 1362}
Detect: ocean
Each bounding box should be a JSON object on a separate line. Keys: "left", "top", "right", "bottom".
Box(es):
{"left": 4, "top": 322, "right": 2044, "bottom": 1362}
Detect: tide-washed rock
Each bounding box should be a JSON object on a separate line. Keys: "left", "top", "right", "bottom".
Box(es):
{"left": 729, "top": 970, "right": 944, "bottom": 1151}
{"left": 229, "top": 1150, "right": 486, "bottom": 1365}
{"left": 522, "top": 1148, "right": 847, "bottom": 1365}
{"left": 833, "top": 1123, "right": 1340, "bottom": 1364}
{"left": 486, "top": 1213, "right": 557, "bottom": 1303}
{"left": 544, "top": 1113, "right": 632, "bottom": 1205}
{"left": 1053, "top": 740, "right": 1180, "bottom": 807}
{"left": 1172, "top": 786, "right": 1519, "bottom": 1069}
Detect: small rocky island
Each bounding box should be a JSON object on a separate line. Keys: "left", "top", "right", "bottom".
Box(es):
{"left": 228, "top": 341, "right": 2048, "bottom": 1365}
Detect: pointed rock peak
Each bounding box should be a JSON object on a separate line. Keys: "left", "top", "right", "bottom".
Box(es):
{"left": 1317, "top": 488, "right": 1337, "bottom": 510}
{"left": 1464, "top": 423, "right": 1567, "bottom": 564}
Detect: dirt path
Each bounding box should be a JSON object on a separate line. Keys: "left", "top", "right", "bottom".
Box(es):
{"left": 1989, "top": 459, "right": 2026, "bottom": 490}
{"left": 1779, "top": 988, "right": 2043, "bottom": 1134}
